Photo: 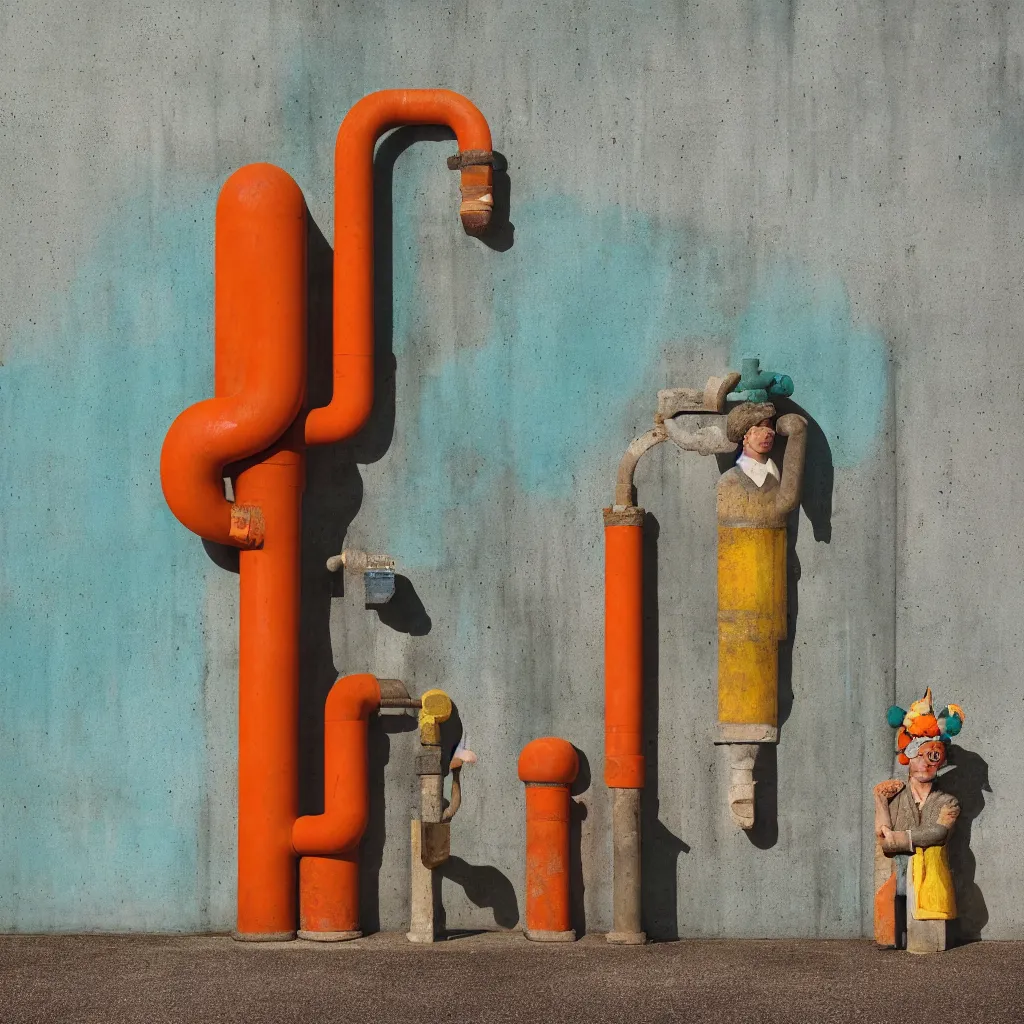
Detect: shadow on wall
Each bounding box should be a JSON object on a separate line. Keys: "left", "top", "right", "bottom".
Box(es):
{"left": 714, "top": 401, "right": 834, "bottom": 851}
{"left": 360, "top": 711, "right": 417, "bottom": 934}
{"left": 943, "top": 745, "right": 990, "bottom": 944}
{"left": 570, "top": 746, "right": 591, "bottom": 938}
{"left": 640, "top": 512, "right": 691, "bottom": 941}
{"left": 436, "top": 703, "right": 521, "bottom": 933}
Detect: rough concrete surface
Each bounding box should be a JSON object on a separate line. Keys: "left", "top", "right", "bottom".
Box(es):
{"left": 1, "top": 1, "right": 1022, "bottom": 939}
{"left": 3, "top": 934, "right": 1024, "bottom": 1024}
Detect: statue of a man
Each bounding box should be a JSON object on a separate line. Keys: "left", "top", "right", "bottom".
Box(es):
{"left": 874, "top": 690, "right": 964, "bottom": 952}
{"left": 715, "top": 402, "right": 806, "bottom": 828}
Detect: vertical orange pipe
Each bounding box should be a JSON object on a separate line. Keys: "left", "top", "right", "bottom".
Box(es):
{"left": 234, "top": 435, "right": 305, "bottom": 939}
{"left": 518, "top": 738, "right": 579, "bottom": 941}
{"left": 304, "top": 89, "right": 493, "bottom": 446}
{"left": 603, "top": 514, "right": 645, "bottom": 790}
{"left": 160, "top": 164, "right": 307, "bottom": 940}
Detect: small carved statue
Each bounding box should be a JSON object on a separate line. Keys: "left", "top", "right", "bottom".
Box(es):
{"left": 874, "top": 689, "right": 965, "bottom": 952}
{"left": 715, "top": 402, "right": 807, "bottom": 828}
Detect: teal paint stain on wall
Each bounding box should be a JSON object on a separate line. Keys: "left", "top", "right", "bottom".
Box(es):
{"left": 732, "top": 262, "right": 888, "bottom": 470}
{"left": 386, "top": 193, "right": 735, "bottom": 567}
{"left": 0, "top": 188, "right": 218, "bottom": 930}
{"left": 382, "top": 191, "right": 888, "bottom": 568}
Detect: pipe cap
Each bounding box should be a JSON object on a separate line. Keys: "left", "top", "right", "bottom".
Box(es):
{"left": 518, "top": 737, "right": 579, "bottom": 785}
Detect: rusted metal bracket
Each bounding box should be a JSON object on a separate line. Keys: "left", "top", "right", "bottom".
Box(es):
{"left": 420, "top": 821, "right": 451, "bottom": 868}
{"left": 446, "top": 149, "right": 496, "bottom": 170}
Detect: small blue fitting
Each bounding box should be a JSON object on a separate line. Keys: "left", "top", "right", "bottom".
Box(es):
{"left": 364, "top": 569, "right": 396, "bottom": 606}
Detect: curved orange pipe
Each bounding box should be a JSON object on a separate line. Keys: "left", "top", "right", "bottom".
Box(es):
{"left": 160, "top": 163, "right": 307, "bottom": 547}
{"left": 304, "top": 89, "right": 493, "bottom": 446}
{"left": 293, "top": 673, "right": 381, "bottom": 855}
{"left": 518, "top": 738, "right": 579, "bottom": 939}
{"left": 604, "top": 520, "right": 645, "bottom": 789}
{"left": 293, "top": 673, "right": 380, "bottom": 940}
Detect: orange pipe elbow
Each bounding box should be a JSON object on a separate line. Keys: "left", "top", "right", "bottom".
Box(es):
{"left": 604, "top": 522, "right": 645, "bottom": 789}
{"left": 160, "top": 163, "right": 307, "bottom": 547}
{"left": 304, "top": 89, "right": 493, "bottom": 447}
{"left": 292, "top": 673, "right": 381, "bottom": 856}
{"left": 518, "top": 738, "right": 579, "bottom": 939}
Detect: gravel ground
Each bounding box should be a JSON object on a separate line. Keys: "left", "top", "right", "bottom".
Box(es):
{"left": 2, "top": 932, "right": 1022, "bottom": 1024}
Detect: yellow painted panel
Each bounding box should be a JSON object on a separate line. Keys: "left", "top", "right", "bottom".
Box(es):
{"left": 717, "top": 527, "right": 786, "bottom": 726}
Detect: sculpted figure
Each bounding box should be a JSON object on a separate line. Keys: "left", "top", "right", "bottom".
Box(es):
{"left": 874, "top": 689, "right": 965, "bottom": 952}
{"left": 715, "top": 403, "right": 807, "bottom": 828}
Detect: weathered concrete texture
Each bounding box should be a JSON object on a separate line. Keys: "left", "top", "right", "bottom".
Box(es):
{"left": 0, "top": 0, "right": 1021, "bottom": 939}
{"left": 4, "top": 935, "right": 1024, "bottom": 1024}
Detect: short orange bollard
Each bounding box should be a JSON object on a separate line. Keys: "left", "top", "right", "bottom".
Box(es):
{"left": 517, "top": 737, "right": 579, "bottom": 942}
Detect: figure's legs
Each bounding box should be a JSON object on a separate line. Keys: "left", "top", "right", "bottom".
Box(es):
{"left": 906, "top": 866, "right": 948, "bottom": 952}
{"left": 907, "top": 916, "right": 947, "bottom": 953}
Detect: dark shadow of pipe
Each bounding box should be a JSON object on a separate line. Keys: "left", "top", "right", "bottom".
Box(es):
{"left": 360, "top": 712, "right": 417, "bottom": 934}
{"left": 298, "top": 212, "right": 367, "bottom": 820}
{"left": 942, "top": 745, "right": 990, "bottom": 945}
{"left": 569, "top": 746, "right": 591, "bottom": 938}
{"left": 373, "top": 574, "right": 432, "bottom": 635}
{"left": 481, "top": 151, "right": 515, "bottom": 252}
{"left": 744, "top": 744, "right": 779, "bottom": 850}
{"left": 438, "top": 857, "right": 520, "bottom": 930}
{"left": 433, "top": 700, "right": 520, "bottom": 933}
{"left": 638, "top": 512, "right": 690, "bottom": 941}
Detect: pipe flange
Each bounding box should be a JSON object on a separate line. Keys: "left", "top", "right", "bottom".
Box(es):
{"left": 297, "top": 929, "right": 361, "bottom": 942}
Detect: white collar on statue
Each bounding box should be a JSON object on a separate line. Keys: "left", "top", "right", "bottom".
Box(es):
{"left": 736, "top": 454, "right": 780, "bottom": 488}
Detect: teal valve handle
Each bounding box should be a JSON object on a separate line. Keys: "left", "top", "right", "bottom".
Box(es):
{"left": 726, "top": 356, "right": 795, "bottom": 403}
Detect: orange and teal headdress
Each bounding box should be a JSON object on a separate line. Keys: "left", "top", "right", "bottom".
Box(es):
{"left": 886, "top": 688, "right": 964, "bottom": 766}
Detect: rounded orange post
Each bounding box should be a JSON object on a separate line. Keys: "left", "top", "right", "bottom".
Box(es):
{"left": 517, "top": 737, "right": 579, "bottom": 942}
{"left": 293, "top": 673, "right": 380, "bottom": 941}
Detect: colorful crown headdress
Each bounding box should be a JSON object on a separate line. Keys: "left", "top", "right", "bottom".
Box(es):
{"left": 886, "top": 688, "right": 964, "bottom": 765}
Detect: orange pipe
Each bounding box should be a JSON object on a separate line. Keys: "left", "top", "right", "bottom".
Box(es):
{"left": 518, "top": 738, "right": 579, "bottom": 940}
{"left": 603, "top": 519, "right": 645, "bottom": 790}
{"left": 293, "top": 673, "right": 380, "bottom": 854}
{"left": 304, "top": 89, "right": 493, "bottom": 446}
{"left": 161, "top": 92, "right": 495, "bottom": 942}
{"left": 235, "top": 436, "right": 305, "bottom": 939}
{"left": 298, "top": 854, "right": 361, "bottom": 938}
{"left": 158, "top": 163, "right": 308, "bottom": 940}
{"left": 160, "top": 164, "right": 307, "bottom": 547}
{"left": 293, "top": 673, "right": 380, "bottom": 939}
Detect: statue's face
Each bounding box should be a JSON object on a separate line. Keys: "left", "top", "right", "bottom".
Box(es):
{"left": 908, "top": 740, "right": 946, "bottom": 782}
{"left": 743, "top": 419, "right": 775, "bottom": 456}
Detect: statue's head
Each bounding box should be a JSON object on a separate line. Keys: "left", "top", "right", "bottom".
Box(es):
{"left": 726, "top": 402, "right": 776, "bottom": 457}
{"left": 906, "top": 737, "right": 948, "bottom": 782}
{"left": 886, "top": 688, "right": 964, "bottom": 768}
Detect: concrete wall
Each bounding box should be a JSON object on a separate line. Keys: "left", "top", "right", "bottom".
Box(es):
{"left": 0, "top": 1, "right": 1019, "bottom": 937}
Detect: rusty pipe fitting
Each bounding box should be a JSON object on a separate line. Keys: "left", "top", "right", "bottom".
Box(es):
{"left": 447, "top": 149, "right": 495, "bottom": 236}
{"left": 614, "top": 427, "right": 667, "bottom": 508}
